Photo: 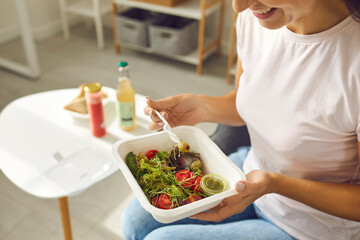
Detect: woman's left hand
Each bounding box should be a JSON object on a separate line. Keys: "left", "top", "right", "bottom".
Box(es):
{"left": 191, "top": 170, "right": 273, "bottom": 222}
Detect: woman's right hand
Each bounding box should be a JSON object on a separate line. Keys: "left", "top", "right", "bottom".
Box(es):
{"left": 144, "top": 94, "right": 206, "bottom": 130}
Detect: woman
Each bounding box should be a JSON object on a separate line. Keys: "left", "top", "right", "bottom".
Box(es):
{"left": 121, "top": 0, "right": 360, "bottom": 239}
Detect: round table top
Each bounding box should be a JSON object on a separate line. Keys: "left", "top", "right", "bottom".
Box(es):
{"left": 0, "top": 88, "right": 151, "bottom": 198}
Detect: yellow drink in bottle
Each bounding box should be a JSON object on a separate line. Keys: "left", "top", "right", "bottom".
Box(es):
{"left": 116, "top": 61, "right": 137, "bottom": 131}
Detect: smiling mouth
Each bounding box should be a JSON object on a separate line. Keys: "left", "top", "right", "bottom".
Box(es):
{"left": 251, "top": 8, "right": 277, "bottom": 20}
{"left": 253, "top": 8, "right": 275, "bottom": 14}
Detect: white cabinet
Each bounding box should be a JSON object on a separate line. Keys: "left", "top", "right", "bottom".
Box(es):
{"left": 111, "top": 0, "right": 225, "bottom": 75}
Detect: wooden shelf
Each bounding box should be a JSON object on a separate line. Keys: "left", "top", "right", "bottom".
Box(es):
{"left": 114, "top": 0, "right": 220, "bottom": 19}
{"left": 111, "top": 0, "right": 226, "bottom": 75}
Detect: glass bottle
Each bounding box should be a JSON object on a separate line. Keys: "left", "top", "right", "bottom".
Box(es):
{"left": 116, "top": 61, "right": 137, "bottom": 131}
{"left": 84, "top": 82, "right": 106, "bottom": 137}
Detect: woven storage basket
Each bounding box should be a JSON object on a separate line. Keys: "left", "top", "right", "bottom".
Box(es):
{"left": 149, "top": 14, "right": 198, "bottom": 55}
{"left": 116, "top": 8, "right": 153, "bottom": 47}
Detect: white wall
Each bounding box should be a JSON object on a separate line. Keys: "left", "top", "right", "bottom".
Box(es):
{"left": 0, "top": 0, "right": 235, "bottom": 56}
{"left": 0, "top": 0, "right": 79, "bottom": 43}
{"left": 0, "top": 0, "right": 20, "bottom": 43}
{"left": 27, "top": 0, "right": 68, "bottom": 39}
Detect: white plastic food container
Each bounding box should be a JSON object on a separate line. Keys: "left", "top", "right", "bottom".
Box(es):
{"left": 112, "top": 126, "right": 246, "bottom": 223}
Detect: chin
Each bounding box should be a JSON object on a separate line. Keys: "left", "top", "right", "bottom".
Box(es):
{"left": 258, "top": 20, "right": 285, "bottom": 30}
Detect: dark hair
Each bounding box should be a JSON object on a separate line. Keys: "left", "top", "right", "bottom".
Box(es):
{"left": 345, "top": 0, "right": 360, "bottom": 22}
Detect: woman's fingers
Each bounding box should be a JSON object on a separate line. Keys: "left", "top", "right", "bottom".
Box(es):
{"left": 143, "top": 105, "right": 152, "bottom": 116}
{"left": 191, "top": 203, "right": 235, "bottom": 222}
{"left": 144, "top": 108, "right": 167, "bottom": 127}
{"left": 145, "top": 108, "right": 167, "bottom": 130}
{"left": 191, "top": 172, "right": 271, "bottom": 222}
{"left": 147, "top": 121, "right": 164, "bottom": 131}
{"left": 146, "top": 96, "right": 178, "bottom": 110}
{"left": 144, "top": 97, "right": 171, "bottom": 130}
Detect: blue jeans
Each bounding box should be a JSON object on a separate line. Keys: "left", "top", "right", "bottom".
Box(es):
{"left": 121, "top": 147, "right": 295, "bottom": 240}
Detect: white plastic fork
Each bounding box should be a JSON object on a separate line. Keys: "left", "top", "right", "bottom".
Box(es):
{"left": 154, "top": 109, "right": 181, "bottom": 144}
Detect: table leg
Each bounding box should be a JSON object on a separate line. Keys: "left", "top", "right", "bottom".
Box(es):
{"left": 58, "top": 197, "right": 73, "bottom": 240}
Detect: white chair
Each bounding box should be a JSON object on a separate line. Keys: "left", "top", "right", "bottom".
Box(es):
{"left": 0, "top": 0, "right": 40, "bottom": 78}
{"left": 58, "top": 0, "right": 111, "bottom": 49}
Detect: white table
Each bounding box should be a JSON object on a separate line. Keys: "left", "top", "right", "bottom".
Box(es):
{"left": 0, "top": 88, "right": 151, "bottom": 240}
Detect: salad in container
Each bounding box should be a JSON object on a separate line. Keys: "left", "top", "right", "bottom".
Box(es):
{"left": 112, "top": 126, "right": 246, "bottom": 223}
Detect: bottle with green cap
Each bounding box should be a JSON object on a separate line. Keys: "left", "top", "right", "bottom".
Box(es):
{"left": 116, "top": 61, "right": 137, "bottom": 131}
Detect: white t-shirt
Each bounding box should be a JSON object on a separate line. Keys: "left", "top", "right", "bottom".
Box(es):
{"left": 236, "top": 10, "right": 360, "bottom": 240}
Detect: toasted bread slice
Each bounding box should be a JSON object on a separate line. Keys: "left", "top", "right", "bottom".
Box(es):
{"left": 64, "top": 96, "right": 87, "bottom": 114}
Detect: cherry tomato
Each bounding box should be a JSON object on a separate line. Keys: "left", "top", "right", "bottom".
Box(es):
{"left": 185, "top": 194, "right": 202, "bottom": 205}
{"left": 151, "top": 195, "right": 159, "bottom": 207}
{"left": 192, "top": 176, "right": 202, "bottom": 193}
{"left": 157, "top": 193, "right": 173, "bottom": 209}
{"left": 175, "top": 170, "right": 195, "bottom": 188}
{"left": 145, "top": 150, "right": 158, "bottom": 159}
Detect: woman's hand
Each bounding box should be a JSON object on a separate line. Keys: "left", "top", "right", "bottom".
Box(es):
{"left": 144, "top": 94, "right": 206, "bottom": 130}
{"left": 193, "top": 166, "right": 360, "bottom": 222}
{"left": 191, "top": 170, "right": 273, "bottom": 222}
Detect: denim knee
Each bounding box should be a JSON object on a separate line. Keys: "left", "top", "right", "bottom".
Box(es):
{"left": 121, "top": 199, "right": 163, "bottom": 240}
{"left": 121, "top": 199, "right": 138, "bottom": 240}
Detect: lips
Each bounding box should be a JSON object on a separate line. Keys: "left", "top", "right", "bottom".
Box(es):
{"left": 252, "top": 8, "right": 276, "bottom": 20}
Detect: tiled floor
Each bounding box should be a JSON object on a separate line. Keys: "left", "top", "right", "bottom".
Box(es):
{"left": 0, "top": 23, "right": 234, "bottom": 240}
